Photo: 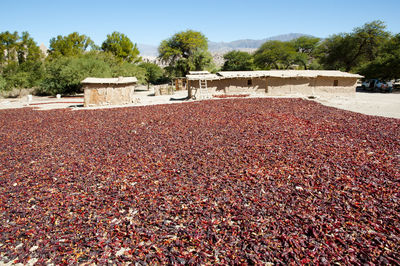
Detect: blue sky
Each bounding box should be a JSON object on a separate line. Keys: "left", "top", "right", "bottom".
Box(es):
{"left": 1, "top": 0, "right": 400, "bottom": 47}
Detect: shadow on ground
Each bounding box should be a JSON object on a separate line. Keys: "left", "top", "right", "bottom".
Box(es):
{"left": 356, "top": 86, "right": 399, "bottom": 94}
{"left": 170, "top": 96, "right": 189, "bottom": 101}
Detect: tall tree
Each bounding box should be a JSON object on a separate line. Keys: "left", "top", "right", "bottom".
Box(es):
{"left": 17, "top": 31, "right": 43, "bottom": 64}
{"left": 254, "top": 40, "right": 297, "bottom": 69}
{"left": 358, "top": 34, "right": 400, "bottom": 79}
{"left": 48, "top": 32, "right": 94, "bottom": 58}
{"left": 101, "top": 32, "right": 140, "bottom": 63}
{"left": 188, "top": 49, "right": 214, "bottom": 72}
{"left": 0, "top": 31, "right": 19, "bottom": 64}
{"left": 291, "top": 36, "right": 320, "bottom": 69}
{"left": 158, "top": 30, "right": 212, "bottom": 76}
{"left": 319, "top": 21, "right": 390, "bottom": 72}
{"left": 0, "top": 31, "right": 44, "bottom": 92}
{"left": 222, "top": 50, "right": 253, "bottom": 71}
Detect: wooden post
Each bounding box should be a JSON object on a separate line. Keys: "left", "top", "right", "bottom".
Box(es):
{"left": 187, "top": 79, "right": 191, "bottom": 99}
{"left": 265, "top": 77, "right": 269, "bottom": 94}
{"left": 198, "top": 80, "right": 201, "bottom": 99}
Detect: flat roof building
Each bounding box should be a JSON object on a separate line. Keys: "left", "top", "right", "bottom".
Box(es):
{"left": 186, "top": 70, "right": 363, "bottom": 99}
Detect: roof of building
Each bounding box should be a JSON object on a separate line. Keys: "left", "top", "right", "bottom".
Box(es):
{"left": 188, "top": 71, "right": 211, "bottom": 75}
{"left": 81, "top": 77, "right": 138, "bottom": 84}
{"left": 186, "top": 74, "right": 221, "bottom": 80}
{"left": 217, "top": 70, "right": 363, "bottom": 79}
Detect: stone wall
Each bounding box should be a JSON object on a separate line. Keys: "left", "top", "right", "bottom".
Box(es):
{"left": 84, "top": 83, "right": 136, "bottom": 107}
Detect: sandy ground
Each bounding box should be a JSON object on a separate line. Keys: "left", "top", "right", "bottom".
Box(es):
{"left": 0, "top": 88, "right": 399, "bottom": 119}
{"left": 313, "top": 91, "right": 400, "bottom": 119}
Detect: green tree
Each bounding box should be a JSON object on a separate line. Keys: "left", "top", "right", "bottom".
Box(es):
{"left": 222, "top": 50, "right": 253, "bottom": 71}
{"left": 139, "top": 62, "right": 164, "bottom": 89}
{"left": 101, "top": 32, "right": 140, "bottom": 63}
{"left": 319, "top": 21, "right": 390, "bottom": 72}
{"left": 48, "top": 32, "right": 94, "bottom": 58}
{"left": 358, "top": 34, "right": 400, "bottom": 79}
{"left": 291, "top": 36, "right": 320, "bottom": 56}
{"left": 0, "top": 31, "right": 19, "bottom": 65}
{"left": 291, "top": 36, "right": 320, "bottom": 69}
{"left": 188, "top": 48, "right": 214, "bottom": 72}
{"left": 254, "top": 40, "right": 297, "bottom": 69}
{"left": 0, "top": 31, "right": 45, "bottom": 92}
{"left": 158, "top": 30, "right": 212, "bottom": 76}
{"left": 318, "top": 34, "right": 356, "bottom": 71}
{"left": 17, "top": 32, "right": 43, "bottom": 64}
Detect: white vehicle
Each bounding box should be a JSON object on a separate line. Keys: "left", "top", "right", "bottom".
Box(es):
{"left": 394, "top": 79, "right": 400, "bottom": 89}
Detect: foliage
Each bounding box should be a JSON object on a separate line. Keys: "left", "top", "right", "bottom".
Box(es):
{"left": 101, "top": 31, "right": 141, "bottom": 63}
{"left": 0, "top": 31, "right": 19, "bottom": 65}
{"left": 0, "top": 76, "right": 6, "bottom": 91}
{"left": 139, "top": 62, "right": 165, "bottom": 89}
{"left": 254, "top": 40, "right": 297, "bottom": 69}
{"left": 290, "top": 36, "right": 321, "bottom": 70}
{"left": 48, "top": 32, "right": 94, "bottom": 58}
{"left": 318, "top": 21, "right": 390, "bottom": 72}
{"left": 17, "top": 32, "right": 43, "bottom": 64}
{"left": 40, "top": 52, "right": 144, "bottom": 95}
{"left": 111, "top": 61, "right": 145, "bottom": 82}
{"left": 291, "top": 36, "right": 321, "bottom": 56}
{"left": 358, "top": 34, "right": 400, "bottom": 79}
{"left": 0, "top": 31, "right": 45, "bottom": 92}
{"left": 254, "top": 38, "right": 323, "bottom": 70}
{"left": 158, "top": 30, "right": 212, "bottom": 76}
{"left": 188, "top": 48, "right": 215, "bottom": 72}
{"left": 222, "top": 50, "right": 254, "bottom": 71}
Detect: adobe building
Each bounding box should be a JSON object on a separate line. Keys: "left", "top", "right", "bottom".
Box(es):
{"left": 186, "top": 70, "right": 363, "bottom": 99}
{"left": 82, "top": 77, "right": 137, "bottom": 107}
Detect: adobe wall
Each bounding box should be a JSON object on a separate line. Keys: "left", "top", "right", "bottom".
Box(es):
{"left": 220, "top": 78, "right": 266, "bottom": 94}
{"left": 84, "top": 83, "right": 136, "bottom": 107}
{"left": 311, "top": 77, "right": 357, "bottom": 95}
{"left": 266, "top": 77, "right": 312, "bottom": 95}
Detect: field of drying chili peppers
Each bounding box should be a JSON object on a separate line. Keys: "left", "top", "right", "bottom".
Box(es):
{"left": 0, "top": 98, "right": 399, "bottom": 264}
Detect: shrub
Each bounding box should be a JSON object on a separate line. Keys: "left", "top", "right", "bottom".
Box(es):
{"left": 40, "top": 53, "right": 145, "bottom": 95}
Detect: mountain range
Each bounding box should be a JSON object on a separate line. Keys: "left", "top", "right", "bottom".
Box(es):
{"left": 138, "top": 33, "right": 314, "bottom": 57}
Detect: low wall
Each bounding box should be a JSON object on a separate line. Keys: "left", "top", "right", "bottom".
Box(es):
{"left": 84, "top": 83, "right": 136, "bottom": 107}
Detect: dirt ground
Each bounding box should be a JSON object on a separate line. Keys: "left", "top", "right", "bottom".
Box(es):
{"left": 0, "top": 88, "right": 399, "bottom": 119}
{"left": 312, "top": 90, "right": 400, "bottom": 119}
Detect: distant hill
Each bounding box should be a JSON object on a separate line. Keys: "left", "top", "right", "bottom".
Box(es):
{"left": 138, "top": 33, "right": 316, "bottom": 63}
{"left": 208, "top": 33, "right": 314, "bottom": 52}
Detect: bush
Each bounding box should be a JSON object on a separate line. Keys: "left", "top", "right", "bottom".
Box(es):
{"left": 0, "top": 76, "right": 7, "bottom": 91}
{"left": 40, "top": 52, "right": 145, "bottom": 95}
{"left": 0, "top": 61, "right": 45, "bottom": 94}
